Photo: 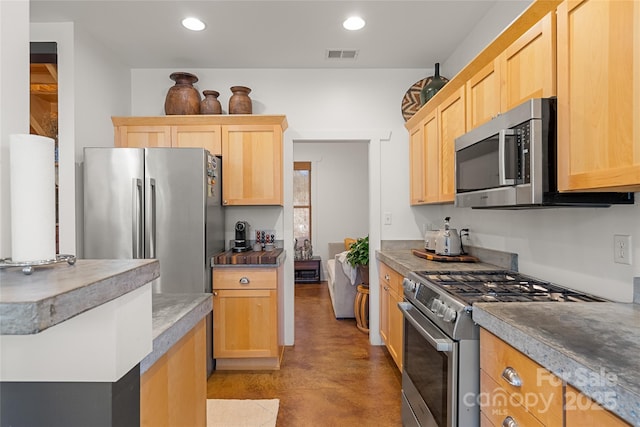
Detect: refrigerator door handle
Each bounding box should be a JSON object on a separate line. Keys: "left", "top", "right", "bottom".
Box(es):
{"left": 148, "top": 178, "right": 157, "bottom": 259}
{"left": 132, "top": 178, "right": 143, "bottom": 258}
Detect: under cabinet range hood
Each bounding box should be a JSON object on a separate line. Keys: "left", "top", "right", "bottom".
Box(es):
{"left": 454, "top": 98, "right": 635, "bottom": 209}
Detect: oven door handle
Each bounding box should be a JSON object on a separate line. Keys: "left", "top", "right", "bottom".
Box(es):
{"left": 398, "top": 302, "right": 453, "bottom": 352}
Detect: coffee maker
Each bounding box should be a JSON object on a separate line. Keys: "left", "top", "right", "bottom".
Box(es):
{"left": 233, "top": 221, "right": 250, "bottom": 252}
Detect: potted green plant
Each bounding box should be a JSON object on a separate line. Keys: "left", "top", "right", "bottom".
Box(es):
{"left": 346, "top": 235, "right": 369, "bottom": 285}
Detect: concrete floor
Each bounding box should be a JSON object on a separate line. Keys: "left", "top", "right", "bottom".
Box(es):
{"left": 207, "top": 282, "right": 402, "bottom": 426}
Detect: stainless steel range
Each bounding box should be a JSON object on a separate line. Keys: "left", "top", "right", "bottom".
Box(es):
{"left": 399, "top": 270, "right": 605, "bottom": 427}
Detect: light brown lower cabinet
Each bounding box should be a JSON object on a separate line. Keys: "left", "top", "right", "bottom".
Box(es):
{"left": 140, "top": 319, "right": 207, "bottom": 427}
{"left": 378, "top": 261, "right": 403, "bottom": 370}
{"left": 212, "top": 265, "right": 283, "bottom": 370}
{"left": 480, "top": 328, "right": 632, "bottom": 427}
{"left": 480, "top": 328, "right": 562, "bottom": 427}
{"left": 565, "top": 385, "right": 631, "bottom": 427}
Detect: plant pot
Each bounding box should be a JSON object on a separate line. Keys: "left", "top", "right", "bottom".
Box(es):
{"left": 164, "top": 72, "right": 201, "bottom": 115}
{"left": 357, "top": 265, "right": 369, "bottom": 286}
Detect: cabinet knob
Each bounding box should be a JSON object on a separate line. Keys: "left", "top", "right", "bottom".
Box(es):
{"left": 213, "top": 291, "right": 218, "bottom": 296}
{"left": 385, "top": 274, "right": 390, "bottom": 280}
{"left": 239, "top": 277, "right": 250, "bottom": 285}
{"left": 502, "top": 416, "right": 518, "bottom": 427}
{"left": 223, "top": 200, "right": 228, "bottom": 205}
{"left": 501, "top": 366, "right": 522, "bottom": 387}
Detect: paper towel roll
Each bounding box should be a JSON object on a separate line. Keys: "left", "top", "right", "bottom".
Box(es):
{"left": 10, "top": 134, "right": 56, "bottom": 262}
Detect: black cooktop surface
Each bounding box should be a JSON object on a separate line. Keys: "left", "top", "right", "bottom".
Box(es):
{"left": 412, "top": 270, "right": 606, "bottom": 304}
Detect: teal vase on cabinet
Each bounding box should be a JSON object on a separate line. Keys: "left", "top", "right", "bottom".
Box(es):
{"left": 420, "top": 63, "right": 448, "bottom": 106}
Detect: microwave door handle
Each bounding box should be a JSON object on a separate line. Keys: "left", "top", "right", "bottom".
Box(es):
{"left": 499, "top": 129, "right": 516, "bottom": 186}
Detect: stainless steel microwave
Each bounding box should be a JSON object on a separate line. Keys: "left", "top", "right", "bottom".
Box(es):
{"left": 454, "top": 98, "right": 634, "bottom": 208}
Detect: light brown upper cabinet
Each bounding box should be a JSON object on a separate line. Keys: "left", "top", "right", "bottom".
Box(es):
{"left": 466, "top": 11, "right": 556, "bottom": 130}
{"left": 438, "top": 86, "right": 466, "bottom": 203}
{"left": 557, "top": 0, "right": 640, "bottom": 192}
{"left": 222, "top": 123, "right": 284, "bottom": 206}
{"left": 408, "top": 88, "right": 465, "bottom": 205}
{"left": 113, "top": 117, "right": 220, "bottom": 154}
{"left": 112, "top": 115, "right": 287, "bottom": 206}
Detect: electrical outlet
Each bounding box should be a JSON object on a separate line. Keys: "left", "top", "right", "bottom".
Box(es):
{"left": 614, "top": 234, "right": 632, "bottom": 265}
{"left": 383, "top": 212, "right": 392, "bottom": 225}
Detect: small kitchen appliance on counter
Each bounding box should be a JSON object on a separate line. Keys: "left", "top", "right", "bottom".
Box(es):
{"left": 233, "top": 221, "right": 250, "bottom": 252}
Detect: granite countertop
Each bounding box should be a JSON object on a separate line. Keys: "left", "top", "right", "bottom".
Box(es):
{"left": 473, "top": 302, "right": 640, "bottom": 426}
{"left": 0, "top": 259, "right": 160, "bottom": 335}
{"left": 140, "top": 293, "right": 212, "bottom": 374}
{"left": 376, "top": 244, "right": 515, "bottom": 278}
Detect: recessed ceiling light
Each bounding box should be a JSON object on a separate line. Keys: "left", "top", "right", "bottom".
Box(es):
{"left": 182, "top": 17, "right": 206, "bottom": 31}
{"left": 343, "top": 16, "right": 365, "bottom": 31}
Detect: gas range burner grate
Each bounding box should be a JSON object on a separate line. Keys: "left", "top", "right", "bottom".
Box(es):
{"left": 412, "top": 270, "right": 606, "bottom": 303}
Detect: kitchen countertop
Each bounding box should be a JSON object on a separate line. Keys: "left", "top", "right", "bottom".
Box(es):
{"left": 376, "top": 246, "right": 513, "bottom": 278}
{"left": 0, "top": 259, "right": 160, "bottom": 335}
{"left": 473, "top": 302, "right": 640, "bottom": 426}
{"left": 213, "top": 248, "right": 286, "bottom": 267}
{"left": 140, "top": 293, "right": 212, "bottom": 374}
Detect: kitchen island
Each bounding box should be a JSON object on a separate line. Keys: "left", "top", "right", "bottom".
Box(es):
{"left": 0, "top": 259, "right": 213, "bottom": 427}
{"left": 473, "top": 302, "right": 640, "bottom": 426}
{"left": 0, "top": 259, "right": 159, "bottom": 426}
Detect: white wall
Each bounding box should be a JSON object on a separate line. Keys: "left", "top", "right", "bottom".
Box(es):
{"left": 443, "top": 0, "right": 532, "bottom": 76}
{"left": 30, "top": 22, "right": 131, "bottom": 258}
{"left": 0, "top": 0, "right": 30, "bottom": 259}
{"left": 293, "top": 140, "right": 369, "bottom": 280}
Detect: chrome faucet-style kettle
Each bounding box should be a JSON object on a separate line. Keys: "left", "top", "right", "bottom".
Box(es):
{"left": 435, "top": 216, "right": 463, "bottom": 256}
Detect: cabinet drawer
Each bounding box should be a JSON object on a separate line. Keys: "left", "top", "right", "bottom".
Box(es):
{"left": 565, "top": 385, "right": 631, "bottom": 427}
{"left": 379, "top": 262, "right": 403, "bottom": 295}
{"left": 480, "top": 370, "right": 544, "bottom": 427}
{"left": 480, "top": 329, "right": 563, "bottom": 425}
{"left": 213, "top": 268, "right": 277, "bottom": 290}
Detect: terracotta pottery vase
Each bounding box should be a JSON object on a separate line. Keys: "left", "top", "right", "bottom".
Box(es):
{"left": 164, "top": 72, "right": 201, "bottom": 115}
{"left": 200, "top": 90, "right": 222, "bottom": 115}
{"left": 420, "top": 63, "right": 449, "bottom": 106}
{"left": 228, "top": 86, "right": 252, "bottom": 114}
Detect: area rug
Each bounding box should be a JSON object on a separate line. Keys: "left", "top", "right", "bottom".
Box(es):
{"left": 207, "top": 399, "right": 279, "bottom": 427}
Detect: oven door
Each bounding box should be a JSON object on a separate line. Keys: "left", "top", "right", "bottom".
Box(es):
{"left": 399, "top": 302, "right": 457, "bottom": 427}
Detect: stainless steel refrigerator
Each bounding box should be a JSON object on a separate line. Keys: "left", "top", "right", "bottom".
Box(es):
{"left": 83, "top": 147, "right": 224, "bottom": 374}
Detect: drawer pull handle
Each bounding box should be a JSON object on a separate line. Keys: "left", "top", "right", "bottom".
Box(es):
{"left": 385, "top": 274, "right": 390, "bottom": 280}
{"left": 213, "top": 291, "right": 218, "bottom": 297}
{"left": 502, "top": 416, "right": 518, "bottom": 427}
{"left": 239, "top": 277, "right": 250, "bottom": 285}
{"left": 501, "top": 367, "right": 522, "bottom": 387}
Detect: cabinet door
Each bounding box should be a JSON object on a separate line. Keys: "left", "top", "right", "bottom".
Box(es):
{"left": 172, "top": 125, "right": 222, "bottom": 156}
{"left": 557, "top": 0, "right": 640, "bottom": 192}
{"left": 222, "top": 124, "right": 283, "bottom": 205}
{"left": 500, "top": 11, "right": 556, "bottom": 112}
{"left": 409, "top": 123, "right": 426, "bottom": 205}
{"left": 466, "top": 59, "right": 501, "bottom": 130}
{"left": 379, "top": 281, "right": 390, "bottom": 344}
{"left": 213, "top": 289, "right": 278, "bottom": 358}
{"left": 388, "top": 288, "right": 404, "bottom": 371}
{"left": 565, "top": 385, "right": 632, "bottom": 427}
{"left": 115, "top": 125, "right": 171, "bottom": 148}
{"left": 423, "top": 111, "right": 440, "bottom": 204}
{"left": 438, "top": 87, "right": 466, "bottom": 203}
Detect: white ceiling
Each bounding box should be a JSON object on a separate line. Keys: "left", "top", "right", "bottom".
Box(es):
{"left": 29, "top": 0, "right": 516, "bottom": 69}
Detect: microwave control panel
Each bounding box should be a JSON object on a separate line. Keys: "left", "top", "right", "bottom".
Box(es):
{"left": 515, "top": 121, "right": 531, "bottom": 184}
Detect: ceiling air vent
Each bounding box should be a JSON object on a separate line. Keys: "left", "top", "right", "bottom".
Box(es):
{"left": 326, "top": 49, "right": 359, "bottom": 60}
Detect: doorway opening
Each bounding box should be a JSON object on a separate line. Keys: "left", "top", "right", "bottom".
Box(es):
{"left": 30, "top": 42, "right": 58, "bottom": 252}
